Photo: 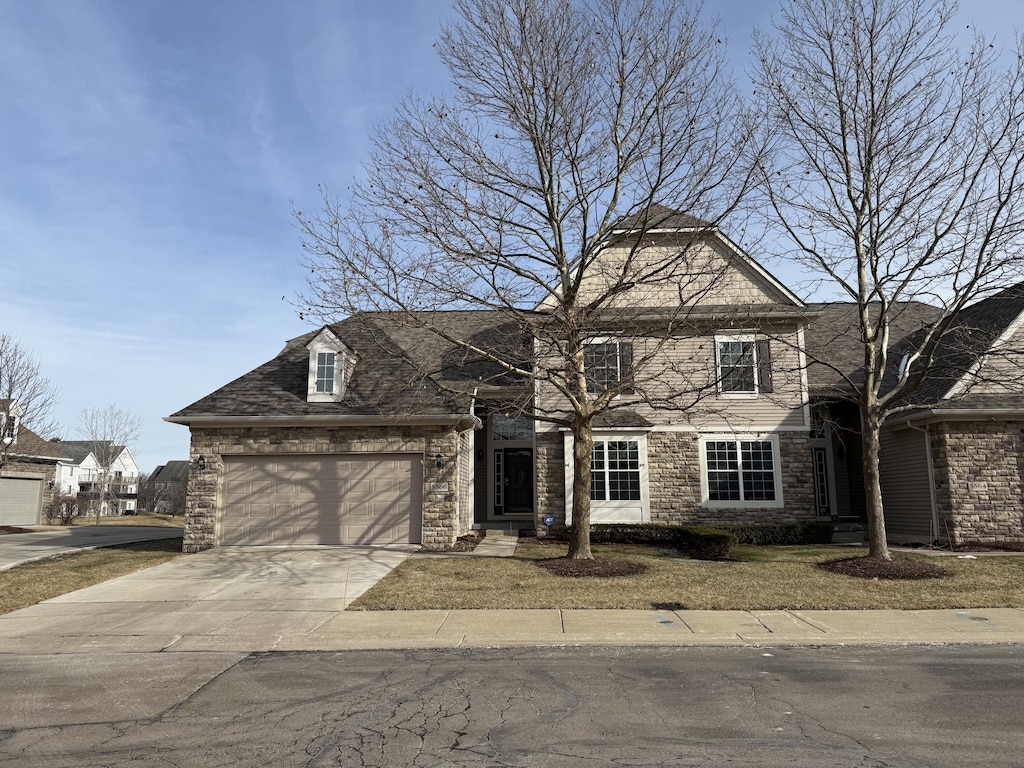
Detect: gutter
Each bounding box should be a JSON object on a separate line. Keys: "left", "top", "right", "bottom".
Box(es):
{"left": 164, "top": 413, "right": 482, "bottom": 431}
{"left": 890, "top": 407, "right": 1024, "bottom": 429}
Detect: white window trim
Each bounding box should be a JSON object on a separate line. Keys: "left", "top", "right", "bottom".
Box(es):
{"left": 715, "top": 332, "right": 758, "bottom": 398}
{"left": 306, "top": 329, "right": 353, "bottom": 403}
{"left": 563, "top": 431, "right": 650, "bottom": 524}
{"left": 699, "top": 434, "right": 784, "bottom": 509}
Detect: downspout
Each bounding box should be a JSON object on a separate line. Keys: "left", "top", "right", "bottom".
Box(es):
{"left": 906, "top": 421, "right": 941, "bottom": 545}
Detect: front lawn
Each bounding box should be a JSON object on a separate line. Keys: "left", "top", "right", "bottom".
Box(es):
{"left": 69, "top": 513, "right": 185, "bottom": 528}
{"left": 0, "top": 539, "right": 184, "bottom": 615}
{"left": 348, "top": 541, "right": 1024, "bottom": 611}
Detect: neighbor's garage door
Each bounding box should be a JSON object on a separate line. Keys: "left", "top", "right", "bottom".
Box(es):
{"left": 219, "top": 454, "right": 422, "bottom": 546}
{"left": 0, "top": 476, "right": 43, "bottom": 526}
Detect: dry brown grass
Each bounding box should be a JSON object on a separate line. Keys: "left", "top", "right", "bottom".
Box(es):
{"left": 0, "top": 538, "right": 184, "bottom": 615}
{"left": 348, "top": 541, "right": 1024, "bottom": 611}
{"left": 69, "top": 513, "right": 185, "bottom": 528}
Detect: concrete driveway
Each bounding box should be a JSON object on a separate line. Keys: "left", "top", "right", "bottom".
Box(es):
{"left": 0, "top": 546, "right": 412, "bottom": 653}
{"left": 0, "top": 525, "right": 184, "bottom": 570}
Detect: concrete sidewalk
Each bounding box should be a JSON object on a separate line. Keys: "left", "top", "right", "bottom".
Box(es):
{"left": 1, "top": 601, "right": 1021, "bottom": 654}
{"left": 1, "top": 529, "right": 1022, "bottom": 654}
{"left": 0, "top": 526, "right": 183, "bottom": 571}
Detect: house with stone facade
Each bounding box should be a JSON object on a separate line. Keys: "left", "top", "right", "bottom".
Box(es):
{"left": 0, "top": 399, "right": 66, "bottom": 525}
{"left": 167, "top": 216, "right": 1024, "bottom": 553}
{"left": 168, "top": 216, "right": 822, "bottom": 553}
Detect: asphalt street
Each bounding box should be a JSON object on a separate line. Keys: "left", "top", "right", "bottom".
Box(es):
{"left": 2, "top": 645, "right": 1022, "bottom": 767}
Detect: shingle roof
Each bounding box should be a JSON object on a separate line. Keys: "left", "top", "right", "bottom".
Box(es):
{"left": 803, "top": 301, "right": 945, "bottom": 393}
{"left": 803, "top": 282, "right": 1024, "bottom": 408}
{"left": 56, "top": 441, "right": 127, "bottom": 465}
{"left": 151, "top": 460, "right": 189, "bottom": 483}
{"left": 9, "top": 426, "right": 68, "bottom": 461}
{"left": 168, "top": 312, "right": 531, "bottom": 421}
{"left": 612, "top": 203, "right": 711, "bottom": 232}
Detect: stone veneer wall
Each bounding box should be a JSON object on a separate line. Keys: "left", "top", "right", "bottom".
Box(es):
{"left": 931, "top": 421, "right": 1024, "bottom": 544}
{"left": 532, "top": 429, "right": 816, "bottom": 529}
{"left": 184, "top": 424, "right": 466, "bottom": 553}
{"left": 1, "top": 459, "right": 58, "bottom": 522}
{"left": 534, "top": 432, "right": 565, "bottom": 530}
{"left": 647, "top": 431, "right": 816, "bottom": 525}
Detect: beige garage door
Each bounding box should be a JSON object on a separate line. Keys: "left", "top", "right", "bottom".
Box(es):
{"left": 219, "top": 454, "right": 422, "bottom": 546}
{"left": 0, "top": 476, "right": 43, "bottom": 526}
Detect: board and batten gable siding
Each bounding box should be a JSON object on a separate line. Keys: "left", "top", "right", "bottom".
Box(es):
{"left": 577, "top": 235, "right": 792, "bottom": 308}
{"left": 879, "top": 425, "right": 935, "bottom": 543}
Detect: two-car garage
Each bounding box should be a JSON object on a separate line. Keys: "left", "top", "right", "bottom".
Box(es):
{"left": 219, "top": 454, "right": 423, "bottom": 546}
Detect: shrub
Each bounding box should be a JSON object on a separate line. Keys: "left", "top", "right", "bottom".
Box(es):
{"left": 677, "top": 526, "right": 738, "bottom": 560}
{"left": 725, "top": 521, "right": 834, "bottom": 545}
{"left": 544, "top": 520, "right": 832, "bottom": 558}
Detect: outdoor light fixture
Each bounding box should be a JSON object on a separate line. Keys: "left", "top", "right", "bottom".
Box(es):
{"left": 197, "top": 455, "right": 207, "bottom": 471}
{"left": 434, "top": 453, "right": 445, "bottom": 469}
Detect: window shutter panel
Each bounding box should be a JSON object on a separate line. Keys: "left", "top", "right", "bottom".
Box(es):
{"left": 619, "top": 342, "right": 634, "bottom": 394}
{"left": 756, "top": 340, "right": 773, "bottom": 394}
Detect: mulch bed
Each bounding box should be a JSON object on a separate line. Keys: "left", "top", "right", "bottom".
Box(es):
{"left": 447, "top": 532, "right": 484, "bottom": 553}
{"left": 949, "top": 541, "right": 1024, "bottom": 553}
{"left": 0, "top": 526, "right": 35, "bottom": 535}
{"left": 819, "top": 555, "right": 951, "bottom": 580}
{"left": 535, "top": 557, "right": 649, "bottom": 578}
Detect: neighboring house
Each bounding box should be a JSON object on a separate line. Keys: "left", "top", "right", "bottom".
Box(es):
{"left": 0, "top": 399, "right": 67, "bottom": 525}
{"left": 168, "top": 212, "right": 1024, "bottom": 552}
{"left": 878, "top": 285, "right": 1024, "bottom": 545}
{"left": 55, "top": 441, "right": 140, "bottom": 516}
{"left": 149, "top": 460, "right": 189, "bottom": 514}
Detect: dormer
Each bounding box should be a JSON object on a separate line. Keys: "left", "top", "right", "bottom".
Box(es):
{"left": 305, "top": 328, "right": 355, "bottom": 403}
{"left": 0, "top": 399, "right": 21, "bottom": 449}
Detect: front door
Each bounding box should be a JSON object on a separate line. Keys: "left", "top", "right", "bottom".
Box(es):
{"left": 496, "top": 447, "right": 533, "bottom": 515}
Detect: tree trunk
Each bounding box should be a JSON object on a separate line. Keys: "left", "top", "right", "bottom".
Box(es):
{"left": 566, "top": 418, "right": 594, "bottom": 560}
{"left": 95, "top": 471, "right": 105, "bottom": 526}
{"left": 860, "top": 405, "right": 891, "bottom": 560}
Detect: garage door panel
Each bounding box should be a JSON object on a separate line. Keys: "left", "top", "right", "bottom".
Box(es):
{"left": 220, "top": 454, "right": 422, "bottom": 546}
{"left": 0, "top": 476, "right": 43, "bottom": 526}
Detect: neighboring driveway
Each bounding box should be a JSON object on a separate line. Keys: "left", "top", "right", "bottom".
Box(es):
{"left": 0, "top": 525, "right": 184, "bottom": 571}
{"left": 0, "top": 546, "right": 412, "bottom": 653}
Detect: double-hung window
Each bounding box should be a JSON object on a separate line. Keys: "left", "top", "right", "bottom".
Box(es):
{"left": 701, "top": 436, "right": 782, "bottom": 506}
{"left": 584, "top": 341, "right": 621, "bottom": 391}
{"left": 315, "top": 352, "right": 335, "bottom": 393}
{"left": 590, "top": 439, "right": 641, "bottom": 501}
{"left": 715, "top": 334, "right": 773, "bottom": 395}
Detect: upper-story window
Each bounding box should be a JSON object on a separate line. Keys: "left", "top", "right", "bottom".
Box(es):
{"left": 315, "top": 352, "right": 336, "bottom": 393}
{"left": 583, "top": 340, "right": 633, "bottom": 394}
{"left": 306, "top": 328, "right": 353, "bottom": 403}
{"left": 715, "top": 334, "right": 772, "bottom": 395}
{"left": 0, "top": 403, "right": 19, "bottom": 448}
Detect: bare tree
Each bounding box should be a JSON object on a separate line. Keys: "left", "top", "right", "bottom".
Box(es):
{"left": 76, "top": 404, "right": 143, "bottom": 526}
{"left": 297, "top": 0, "right": 761, "bottom": 559}
{"left": 753, "top": 0, "right": 1024, "bottom": 559}
{"left": 0, "top": 333, "right": 61, "bottom": 440}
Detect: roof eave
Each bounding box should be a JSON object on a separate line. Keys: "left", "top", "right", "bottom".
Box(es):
{"left": 892, "top": 408, "right": 1024, "bottom": 429}
{"left": 164, "top": 413, "right": 482, "bottom": 431}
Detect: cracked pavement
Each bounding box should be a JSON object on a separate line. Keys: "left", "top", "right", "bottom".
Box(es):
{"left": 1, "top": 645, "right": 1022, "bottom": 767}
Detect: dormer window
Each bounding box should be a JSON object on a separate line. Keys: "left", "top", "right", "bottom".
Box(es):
{"left": 315, "top": 352, "right": 336, "bottom": 393}
{"left": 306, "top": 328, "right": 354, "bottom": 403}
{"left": 1, "top": 401, "right": 21, "bottom": 449}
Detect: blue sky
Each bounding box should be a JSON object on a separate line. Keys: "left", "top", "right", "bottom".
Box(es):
{"left": 0, "top": 0, "right": 1016, "bottom": 474}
